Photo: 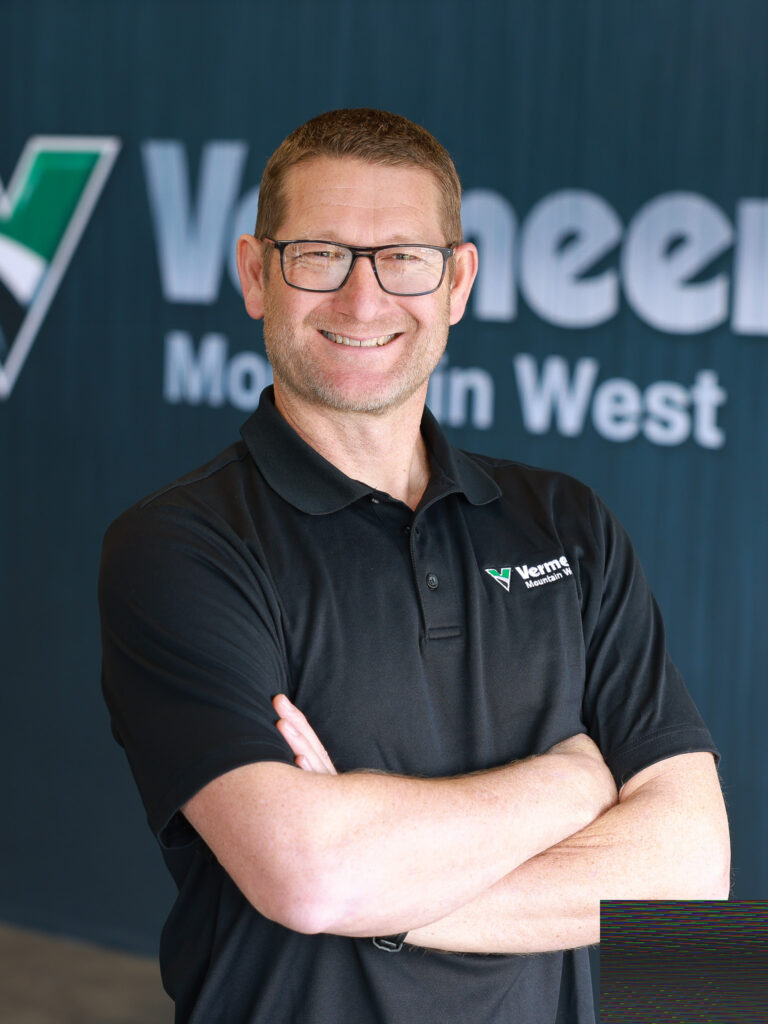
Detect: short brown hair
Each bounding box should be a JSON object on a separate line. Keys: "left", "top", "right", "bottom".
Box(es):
{"left": 254, "top": 108, "right": 463, "bottom": 245}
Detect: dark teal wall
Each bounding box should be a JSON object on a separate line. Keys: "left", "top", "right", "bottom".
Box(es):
{"left": 1, "top": 0, "right": 765, "bottom": 952}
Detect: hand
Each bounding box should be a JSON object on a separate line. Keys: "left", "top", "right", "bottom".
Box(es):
{"left": 273, "top": 694, "right": 337, "bottom": 775}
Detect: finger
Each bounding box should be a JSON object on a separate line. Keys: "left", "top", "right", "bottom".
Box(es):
{"left": 273, "top": 695, "right": 320, "bottom": 752}
{"left": 274, "top": 716, "right": 312, "bottom": 766}
{"left": 273, "top": 695, "right": 337, "bottom": 774}
{"left": 274, "top": 696, "right": 337, "bottom": 774}
{"left": 275, "top": 717, "right": 327, "bottom": 772}
{"left": 280, "top": 720, "right": 337, "bottom": 775}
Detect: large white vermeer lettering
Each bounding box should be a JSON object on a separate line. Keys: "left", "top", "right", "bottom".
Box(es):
{"left": 141, "top": 142, "right": 768, "bottom": 334}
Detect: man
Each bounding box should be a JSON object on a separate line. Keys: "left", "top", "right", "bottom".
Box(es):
{"left": 100, "top": 108, "right": 729, "bottom": 1023}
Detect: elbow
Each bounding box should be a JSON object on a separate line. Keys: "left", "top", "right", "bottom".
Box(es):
{"left": 263, "top": 890, "right": 336, "bottom": 936}
{"left": 701, "top": 820, "right": 732, "bottom": 899}
{"left": 282, "top": 861, "right": 359, "bottom": 935}
{"left": 649, "top": 862, "right": 730, "bottom": 902}
{"left": 242, "top": 847, "right": 353, "bottom": 936}
{"left": 712, "top": 873, "right": 731, "bottom": 901}
{"left": 674, "top": 833, "right": 731, "bottom": 901}
{"left": 663, "top": 766, "right": 731, "bottom": 900}
{"left": 705, "top": 849, "right": 731, "bottom": 901}
{"left": 702, "top": 816, "right": 732, "bottom": 900}
{"left": 685, "top": 869, "right": 730, "bottom": 902}
{"left": 677, "top": 860, "right": 730, "bottom": 901}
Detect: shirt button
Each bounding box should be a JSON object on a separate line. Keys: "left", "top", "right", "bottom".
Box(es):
{"left": 426, "top": 572, "right": 439, "bottom": 590}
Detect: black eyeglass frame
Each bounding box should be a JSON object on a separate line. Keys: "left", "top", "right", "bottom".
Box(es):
{"left": 263, "top": 237, "right": 456, "bottom": 296}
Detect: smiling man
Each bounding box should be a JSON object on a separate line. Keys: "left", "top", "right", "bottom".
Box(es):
{"left": 99, "top": 109, "right": 729, "bottom": 1024}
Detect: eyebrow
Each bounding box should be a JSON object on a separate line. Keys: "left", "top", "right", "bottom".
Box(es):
{"left": 283, "top": 232, "right": 445, "bottom": 246}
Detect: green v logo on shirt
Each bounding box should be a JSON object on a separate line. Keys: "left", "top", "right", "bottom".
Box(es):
{"left": 0, "top": 136, "right": 120, "bottom": 398}
{"left": 485, "top": 567, "right": 512, "bottom": 592}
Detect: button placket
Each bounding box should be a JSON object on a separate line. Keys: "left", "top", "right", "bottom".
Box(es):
{"left": 409, "top": 511, "right": 462, "bottom": 639}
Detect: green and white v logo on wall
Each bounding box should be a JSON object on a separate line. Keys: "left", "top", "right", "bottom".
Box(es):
{"left": 0, "top": 136, "right": 120, "bottom": 398}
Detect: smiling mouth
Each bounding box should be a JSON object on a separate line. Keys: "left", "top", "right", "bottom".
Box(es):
{"left": 320, "top": 330, "right": 399, "bottom": 348}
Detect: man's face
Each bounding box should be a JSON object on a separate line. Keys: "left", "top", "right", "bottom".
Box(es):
{"left": 240, "top": 156, "right": 475, "bottom": 415}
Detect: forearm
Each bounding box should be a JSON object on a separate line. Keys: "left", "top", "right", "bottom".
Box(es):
{"left": 307, "top": 760, "right": 595, "bottom": 935}
{"left": 184, "top": 740, "right": 615, "bottom": 937}
{"left": 406, "top": 789, "right": 661, "bottom": 954}
{"left": 406, "top": 752, "right": 730, "bottom": 954}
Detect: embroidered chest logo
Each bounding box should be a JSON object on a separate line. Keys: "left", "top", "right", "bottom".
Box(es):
{"left": 485, "top": 554, "right": 572, "bottom": 592}
{"left": 484, "top": 567, "right": 513, "bottom": 591}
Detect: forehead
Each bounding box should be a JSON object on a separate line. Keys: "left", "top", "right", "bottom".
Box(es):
{"left": 277, "top": 156, "right": 445, "bottom": 244}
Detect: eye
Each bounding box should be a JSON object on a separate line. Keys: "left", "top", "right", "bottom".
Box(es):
{"left": 285, "top": 244, "right": 349, "bottom": 271}
{"left": 380, "top": 248, "right": 425, "bottom": 266}
{"left": 309, "top": 248, "right": 344, "bottom": 259}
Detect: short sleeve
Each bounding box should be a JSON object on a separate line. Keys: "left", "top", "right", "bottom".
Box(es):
{"left": 99, "top": 498, "right": 294, "bottom": 847}
{"left": 580, "top": 493, "right": 718, "bottom": 788}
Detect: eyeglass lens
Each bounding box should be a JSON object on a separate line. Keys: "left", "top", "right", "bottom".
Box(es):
{"left": 280, "top": 242, "right": 446, "bottom": 295}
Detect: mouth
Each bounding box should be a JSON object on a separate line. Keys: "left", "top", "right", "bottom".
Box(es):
{"left": 320, "top": 329, "right": 399, "bottom": 348}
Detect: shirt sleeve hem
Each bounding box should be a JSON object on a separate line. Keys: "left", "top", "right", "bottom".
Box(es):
{"left": 152, "top": 738, "right": 295, "bottom": 848}
{"left": 606, "top": 726, "right": 720, "bottom": 789}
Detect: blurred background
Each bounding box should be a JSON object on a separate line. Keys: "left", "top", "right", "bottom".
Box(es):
{"left": 1, "top": 0, "right": 766, "bottom": 1013}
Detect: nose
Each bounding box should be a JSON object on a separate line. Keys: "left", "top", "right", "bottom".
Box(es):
{"left": 331, "top": 253, "right": 388, "bottom": 318}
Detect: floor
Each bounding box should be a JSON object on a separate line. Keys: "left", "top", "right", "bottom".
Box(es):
{"left": 0, "top": 922, "right": 173, "bottom": 1023}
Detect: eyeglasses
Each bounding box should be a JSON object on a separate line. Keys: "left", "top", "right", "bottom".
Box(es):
{"left": 264, "top": 238, "right": 455, "bottom": 296}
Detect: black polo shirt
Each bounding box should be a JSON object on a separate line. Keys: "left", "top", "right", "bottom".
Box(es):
{"left": 100, "top": 387, "right": 717, "bottom": 1024}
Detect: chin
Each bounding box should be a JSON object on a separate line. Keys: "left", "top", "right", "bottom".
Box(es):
{"left": 290, "top": 375, "right": 426, "bottom": 415}
{"left": 311, "top": 388, "right": 413, "bottom": 415}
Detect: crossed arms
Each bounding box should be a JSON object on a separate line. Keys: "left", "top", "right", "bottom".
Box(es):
{"left": 183, "top": 694, "right": 730, "bottom": 954}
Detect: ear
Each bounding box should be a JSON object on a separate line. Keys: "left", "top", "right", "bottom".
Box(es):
{"left": 237, "top": 234, "right": 268, "bottom": 321}
{"left": 447, "top": 242, "right": 479, "bottom": 326}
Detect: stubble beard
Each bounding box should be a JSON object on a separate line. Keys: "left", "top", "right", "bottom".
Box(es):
{"left": 262, "top": 292, "right": 451, "bottom": 415}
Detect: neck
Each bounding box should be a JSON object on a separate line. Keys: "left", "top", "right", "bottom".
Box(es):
{"left": 273, "top": 383, "right": 431, "bottom": 510}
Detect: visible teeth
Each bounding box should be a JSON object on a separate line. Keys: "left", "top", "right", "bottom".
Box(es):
{"left": 321, "top": 330, "right": 397, "bottom": 348}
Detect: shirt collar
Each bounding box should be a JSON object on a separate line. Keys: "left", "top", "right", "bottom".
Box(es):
{"left": 240, "top": 387, "right": 500, "bottom": 515}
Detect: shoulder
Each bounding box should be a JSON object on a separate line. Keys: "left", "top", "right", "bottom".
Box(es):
{"left": 136, "top": 439, "right": 253, "bottom": 518}
{"left": 100, "top": 439, "right": 265, "bottom": 600}
{"left": 459, "top": 448, "right": 604, "bottom": 522}
{"left": 104, "top": 440, "right": 254, "bottom": 543}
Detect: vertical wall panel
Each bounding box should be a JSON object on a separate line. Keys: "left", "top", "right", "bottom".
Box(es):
{"left": 1, "top": 0, "right": 764, "bottom": 952}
